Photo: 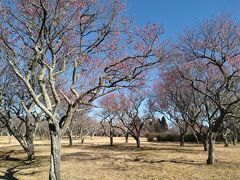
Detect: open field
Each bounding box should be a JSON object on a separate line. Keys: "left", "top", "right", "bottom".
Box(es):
{"left": 0, "top": 136, "right": 239, "bottom": 180}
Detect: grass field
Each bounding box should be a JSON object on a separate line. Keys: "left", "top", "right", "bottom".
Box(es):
{"left": 0, "top": 136, "right": 239, "bottom": 180}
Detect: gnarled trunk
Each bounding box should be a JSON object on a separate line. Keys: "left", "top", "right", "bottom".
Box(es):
{"left": 7, "top": 132, "right": 12, "bottom": 144}
{"left": 232, "top": 134, "right": 238, "bottom": 145}
{"left": 203, "top": 139, "right": 208, "bottom": 151}
{"left": 79, "top": 128, "right": 84, "bottom": 144}
{"left": 25, "top": 138, "right": 35, "bottom": 161}
{"left": 125, "top": 132, "right": 129, "bottom": 143}
{"left": 207, "top": 133, "right": 215, "bottom": 165}
{"left": 110, "top": 127, "right": 113, "bottom": 146}
{"left": 192, "top": 131, "right": 199, "bottom": 144}
{"left": 91, "top": 132, "right": 95, "bottom": 140}
{"left": 223, "top": 137, "right": 229, "bottom": 147}
{"left": 39, "top": 132, "right": 43, "bottom": 140}
{"left": 10, "top": 127, "right": 36, "bottom": 162}
{"left": 136, "top": 134, "right": 140, "bottom": 148}
{"left": 180, "top": 133, "right": 185, "bottom": 147}
{"left": 18, "top": 138, "right": 35, "bottom": 161}
{"left": 222, "top": 132, "right": 229, "bottom": 147}
{"left": 49, "top": 124, "right": 61, "bottom": 180}
{"left": 110, "top": 136, "right": 113, "bottom": 146}
{"left": 26, "top": 148, "right": 35, "bottom": 161}
{"left": 199, "top": 133, "right": 208, "bottom": 151}
{"left": 67, "top": 130, "right": 73, "bottom": 147}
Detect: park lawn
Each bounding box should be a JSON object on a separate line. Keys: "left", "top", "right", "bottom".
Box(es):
{"left": 0, "top": 136, "right": 239, "bottom": 180}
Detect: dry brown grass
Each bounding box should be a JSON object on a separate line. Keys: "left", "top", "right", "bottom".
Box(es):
{"left": 0, "top": 136, "right": 239, "bottom": 180}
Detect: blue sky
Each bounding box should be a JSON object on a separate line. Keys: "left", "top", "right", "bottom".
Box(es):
{"left": 115, "top": 0, "right": 240, "bottom": 123}
{"left": 127, "top": 0, "right": 240, "bottom": 39}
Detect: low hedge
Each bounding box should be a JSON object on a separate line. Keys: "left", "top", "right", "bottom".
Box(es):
{"left": 146, "top": 133, "right": 159, "bottom": 142}
{"left": 146, "top": 131, "right": 240, "bottom": 143}
{"left": 146, "top": 132, "right": 197, "bottom": 142}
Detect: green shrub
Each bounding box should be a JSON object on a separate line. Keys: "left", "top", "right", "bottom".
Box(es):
{"left": 146, "top": 133, "right": 153, "bottom": 142}
{"left": 146, "top": 130, "right": 200, "bottom": 142}
{"left": 184, "top": 134, "right": 196, "bottom": 142}
{"left": 156, "top": 132, "right": 179, "bottom": 142}
{"left": 146, "top": 133, "right": 158, "bottom": 142}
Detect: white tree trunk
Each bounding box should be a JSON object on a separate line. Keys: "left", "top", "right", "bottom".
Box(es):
{"left": 49, "top": 124, "right": 61, "bottom": 180}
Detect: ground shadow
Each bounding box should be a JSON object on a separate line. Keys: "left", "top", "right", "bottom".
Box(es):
{"left": 61, "top": 151, "right": 100, "bottom": 162}
{"left": 78, "top": 144, "right": 204, "bottom": 155}
{"left": 0, "top": 151, "right": 45, "bottom": 180}
{"left": 0, "top": 163, "right": 42, "bottom": 180}
{"left": 150, "top": 142, "right": 201, "bottom": 148}
{"left": 0, "top": 150, "right": 22, "bottom": 162}
{"left": 61, "top": 146, "right": 203, "bottom": 166}
{"left": 141, "top": 159, "right": 200, "bottom": 165}
{"left": 0, "top": 165, "right": 20, "bottom": 180}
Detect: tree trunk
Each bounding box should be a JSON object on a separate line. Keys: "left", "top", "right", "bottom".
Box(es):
{"left": 79, "top": 128, "right": 84, "bottom": 144}
{"left": 223, "top": 137, "right": 229, "bottom": 147}
{"left": 49, "top": 124, "right": 61, "bottom": 180}
{"left": 207, "top": 133, "right": 215, "bottom": 165}
{"left": 67, "top": 130, "right": 73, "bottom": 147}
{"left": 17, "top": 138, "right": 35, "bottom": 162}
{"left": 7, "top": 132, "right": 12, "bottom": 144}
{"left": 125, "top": 132, "right": 129, "bottom": 143}
{"left": 25, "top": 137, "right": 35, "bottom": 161}
{"left": 222, "top": 132, "right": 229, "bottom": 147}
{"left": 91, "top": 132, "right": 95, "bottom": 140}
{"left": 192, "top": 132, "right": 199, "bottom": 144}
{"left": 232, "top": 134, "right": 237, "bottom": 145}
{"left": 199, "top": 133, "right": 208, "bottom": 151}
{"left": 180, "top": 133, "right": 185, "bottom": 147}
{"left": 110, "top": 136, "right": 113, "bottom": 146}
{"left": 13, "top": 132, "right": 35, "bottom": 162}
{"left": 25, "top": 143, "right": 35, "bottom": 161}
{"left": 203, "top": 139, "right": 208, "bottom": 151}
{"left": 110, "top": 128, "right": 113, "bottom": 146}
{"left": 39, "top": 132, "right": 43, "bottom": 140}
{"left": 136, "top": 135, "right": 140, "bottom": 148}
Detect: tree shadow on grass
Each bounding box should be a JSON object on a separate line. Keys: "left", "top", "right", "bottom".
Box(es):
{"left": 0, "top": 163, "right": 42, "bottom": 180}
{"left": 80, "top": 144, "right": 159, "bottom": 152}
{"left": 60, "top": 149, "right": 204, "bottom": 167}
{"left": 0, "top": 150, "right": 22, "bottom": 162}
{"left": 61, "top": 151, "right": 113, "bottom": 162}
{"left": 78, "top": 144, "right": 204, "bottom": 155}
{"left": 0, "top": 151, "right": 46, "bottom": 180}
{"left": 141, "top": 159, "right": 200, "bottom": 165}
{"left": 0, "top": 165, "right": 22, "bottom": 180}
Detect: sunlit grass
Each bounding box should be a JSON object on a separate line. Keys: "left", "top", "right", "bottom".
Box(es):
{"left": 0, "top": 136, "right": 239, "bottom": 180}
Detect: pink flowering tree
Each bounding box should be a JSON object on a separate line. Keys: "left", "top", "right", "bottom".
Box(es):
{"left": 99, "top": 91, "right": 147, "bottom": 148}
{"left": 177, "top": 15, "right": 240, "bottom": 164}
{"left": 98, "top": 93, "right": 119, "bottom": 146}
{"left": 0, "top": 0, "right": 167, "bottom": 178}
{"left": 0, "top": 64, "right": 44, "bottom": 161}
{"left": 117, "top": 93, "right": 147, "bottom": 148}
